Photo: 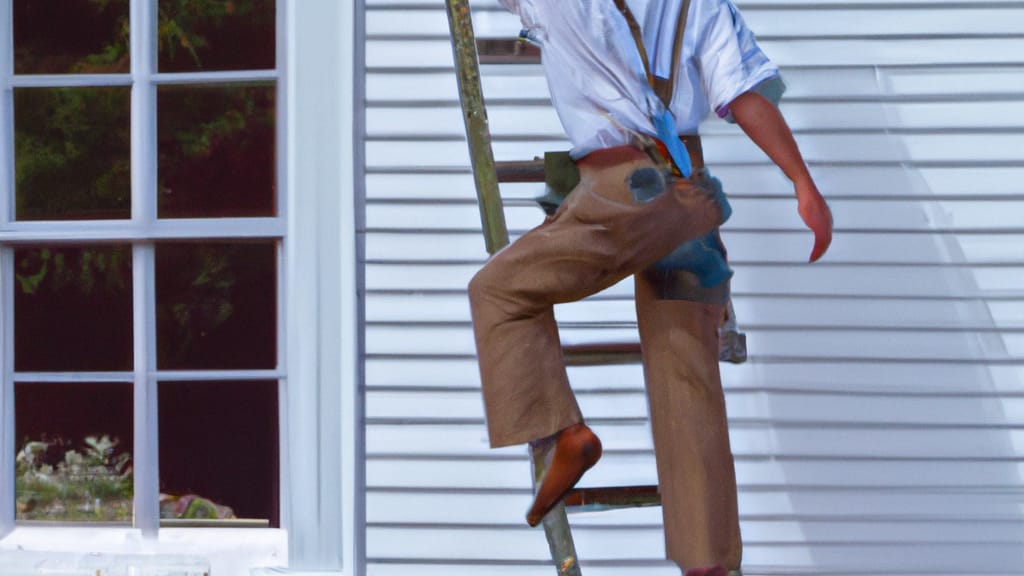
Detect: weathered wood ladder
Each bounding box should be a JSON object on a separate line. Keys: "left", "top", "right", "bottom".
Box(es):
{"left": 445, "top": 2, "right": 747, "bottom": 574}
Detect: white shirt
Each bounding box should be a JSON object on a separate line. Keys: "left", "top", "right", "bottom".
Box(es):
{"left": 497, "top": 0, "right": 781, "bottom": 158}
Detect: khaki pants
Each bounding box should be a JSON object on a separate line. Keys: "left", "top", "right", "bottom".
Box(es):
{"left": 468, "top": 145, "right": 742, "bottom": 570}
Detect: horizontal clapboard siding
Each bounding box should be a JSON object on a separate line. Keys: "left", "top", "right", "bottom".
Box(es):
{"left": 362, "top": 0, "right": 1024, "bottom": 574}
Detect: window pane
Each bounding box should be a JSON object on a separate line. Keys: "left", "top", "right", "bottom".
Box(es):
{"left": 13, "top": 0, "right": 130, "bottom": 75}
{"left": 15, "top": 246, "right": 133, "bottom": 372}
{"left": 156, "top": 242, "right": 276, "bottom": 370}
{"left": 16, "top": 382, "right": 133, "bottom": 524}
{"left": 157, "top": 84, "right": 276, "bottom": 218}
{"left": 158, "top": 0, "right": 275, "bottom": 72}
{"left": 159, "top": 380, "right": 278, "bottom": 527}
{"left": 15, "top": 87, "right": 131, "bottom": 221}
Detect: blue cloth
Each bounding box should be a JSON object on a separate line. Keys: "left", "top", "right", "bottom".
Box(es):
{"left": 652, "top": 229, "right": 733, "bottom": 288}
{"left": 652, "top": 109, "right": 692, "bottom": 178}
{"left": 630, "top": 168, "right": 733, "bottom": 288}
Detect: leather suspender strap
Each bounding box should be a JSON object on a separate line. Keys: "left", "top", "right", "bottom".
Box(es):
{"left": 662, "top": 0, "right": 691, "bottom": 104}
{"left": 612, "top": 0, "right": 692, "bottom": 108}
{"left": 613, "top": 0, "right": 656, "bottom": 88}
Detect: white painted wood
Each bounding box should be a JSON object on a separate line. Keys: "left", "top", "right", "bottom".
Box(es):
{"left": 364, "top": 525, "right": 1024, "bottom": 569}
{"left": 367, "top": 6, "right": 1024, "bottom": 38}
{"left": 283, "top": 0, "right": 363, "bottom": 573}
{"left": 0, "top": 249, "right": 13, "bottom": 537}
{"left": 366, "top": 165, "right": 1024, "bottom": 200}
{"left": 131, "top": 244, "right": 159, "bottom": 537}
{"left": 365, "top": 293, "right": 1020, "bottom": 329}
{"left": 365, "top": 38, "right": 1024, "bottom": 68}
{"left": 0, "top": 0, "right": 13, "bottom": 539}
{"left": 371, "top": 0, "right": 1024, "bottom": 8}
{"left": 129, "top": 0, "right": 159, "bottom": 537}
{"left": 364, "top": 132, "right": 1024, "bottom": 166}
{"left": 368, "top": 101, "right": 1024, "bottom": 136}
{"left": 366, "top": 388, "right": 1024, "bottom": 427}
{"left": 6, "top": 71, "right": 278, "bottom": 88}
{"left": 367, "top": 198, "right": 1024, "bottom": 233}
{"left": 362, "top": 0, "right": 1024, "bottom": 573}
{"left": 366, "top": 66, "right": 1024, "bottom": 103}
{"left": 367, "top": 356, "right": 1024, "bottom": 392}
{"left": 367, "top": 456, "right": 1024, "bottom": 491}
{"left": 363, "top": 230, "right": 1023, "bottom": 266}
{"left": 0, "top": 526, "right": 287, "bottom": 576}
{"left": 0, "top": 217, "right": 285, "bottom": 243}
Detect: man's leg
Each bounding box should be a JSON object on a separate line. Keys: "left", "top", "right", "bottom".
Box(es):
{"left": 469, "top": 146, "right": 726, "bottom": 523}
{"left": 634, "top": 273, "right": 743, "bottom": 572}
{"left": 470, "top": 147, "right": 723, "bottom": 448}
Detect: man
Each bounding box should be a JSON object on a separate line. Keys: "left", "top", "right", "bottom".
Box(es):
{"left": 467, "top": 1, "right": 832, "bottom": 574}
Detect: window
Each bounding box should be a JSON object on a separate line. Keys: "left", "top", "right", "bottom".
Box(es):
{"left": 2, "top": 0, "right": 283, "bottom": 534}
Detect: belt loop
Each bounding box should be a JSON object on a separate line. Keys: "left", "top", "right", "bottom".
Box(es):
{"left": 680, "top": 134, "right": 704, "bottom": 172}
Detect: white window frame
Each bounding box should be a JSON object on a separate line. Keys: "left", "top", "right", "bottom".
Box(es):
{"left": 0, "top": 0, "right": 363, "bottom": 574}
{"left": 280, "top": 0, "right": 363, "bottom": 573}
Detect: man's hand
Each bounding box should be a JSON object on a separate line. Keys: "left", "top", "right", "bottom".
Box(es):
{"left": 796, "top": 178, "right": 832, "bottom": 263}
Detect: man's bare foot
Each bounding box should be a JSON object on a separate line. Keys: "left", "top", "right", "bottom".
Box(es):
{"left": 527, "top": 423, "right": 602, "bottom": 526}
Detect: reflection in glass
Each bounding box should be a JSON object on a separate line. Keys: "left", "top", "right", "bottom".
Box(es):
{"left": 15, "top": 87, "right": 131, "bottom": 221}
{"left": 15, "top": 382, "right": 133, "bottom": 524}
{"left": 156, "top": 242, "right": 276, "bottom": 370}
{"left": 159, "top": 380, "right": 278, "bottom": 526}
{"left": 14, "top": 246, "right": 133, "bottom": 372}
{"left": 157, "top": 84, "right": 276, "bottom": 218}
{"left": 158, "top": 0, "right": 275, "bottom": 72}
{"left": 13, "top": 0, "right": 130, "bottom": 74}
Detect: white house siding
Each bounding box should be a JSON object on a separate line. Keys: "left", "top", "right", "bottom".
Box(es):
{"left": 362, "top": 1, "right": 1024, "bottom": 574}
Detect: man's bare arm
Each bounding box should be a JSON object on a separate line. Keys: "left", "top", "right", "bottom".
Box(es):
{"left": 729, "top": 90, "right": 833, "bottom": 262}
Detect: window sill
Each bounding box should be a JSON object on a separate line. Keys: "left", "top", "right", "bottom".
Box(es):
{"left": 0, "top": 526, "right": 288, "bottom": 576}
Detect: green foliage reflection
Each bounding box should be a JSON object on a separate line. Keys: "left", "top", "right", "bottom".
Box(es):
{"left": 14, "top": 246, "right": 133, "bottom": 371}
{"left": 14, "top": 87, "right": 131, "bottom": 221}
{"left": 16, "top": 435, "right": 240, "bottom": 522}
{"left": 15, "top": 246, "right": 129, "bottom": 296}
{"left": 14, "top": 0, "right": 129, "bottom": 74}
{"left": 16, "top": 435, "right": 132, "bottom": 522}
{"left": 156, "top": 243, "right": 276, "bottom": 370}
{"left": 159, "top": 0, "right": 272, "bottom": 71}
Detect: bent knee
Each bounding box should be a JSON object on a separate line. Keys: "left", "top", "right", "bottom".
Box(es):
{"left": 468, "top": 262, "right": 499, "bottom": 305}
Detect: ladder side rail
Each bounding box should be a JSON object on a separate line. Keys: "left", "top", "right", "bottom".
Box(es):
{"left": 445, "top": 0, "right": 509, "bottom": 254}
{"left": 446, "top": 4, "right": 580, "bottom": 575}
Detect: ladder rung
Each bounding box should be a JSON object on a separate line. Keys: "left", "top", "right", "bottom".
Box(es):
{"left": 563, "top": 331, "right": 748, "bottom": 366}
{"left": 496, "top": 159, "right": 545, "bottom": 183}
{"left": 477, "top": 38, "right": 541, "bottom": 65}
{"left": 563, "top": 342, "right": 641, "bottom": 366}
{"left": 564, "top": 485, "right": 661, "bottom": 513}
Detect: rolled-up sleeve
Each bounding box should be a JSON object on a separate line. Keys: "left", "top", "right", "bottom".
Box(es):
{"left": 498, "top": 0, "right": 547, "bottom": 42}
{"left": 697, "top": 0, "right": 783, "bottom": 120}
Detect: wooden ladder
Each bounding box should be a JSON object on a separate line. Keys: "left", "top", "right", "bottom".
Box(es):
{"left": 445, "top": 2, "right": 747, "bottom": 574}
